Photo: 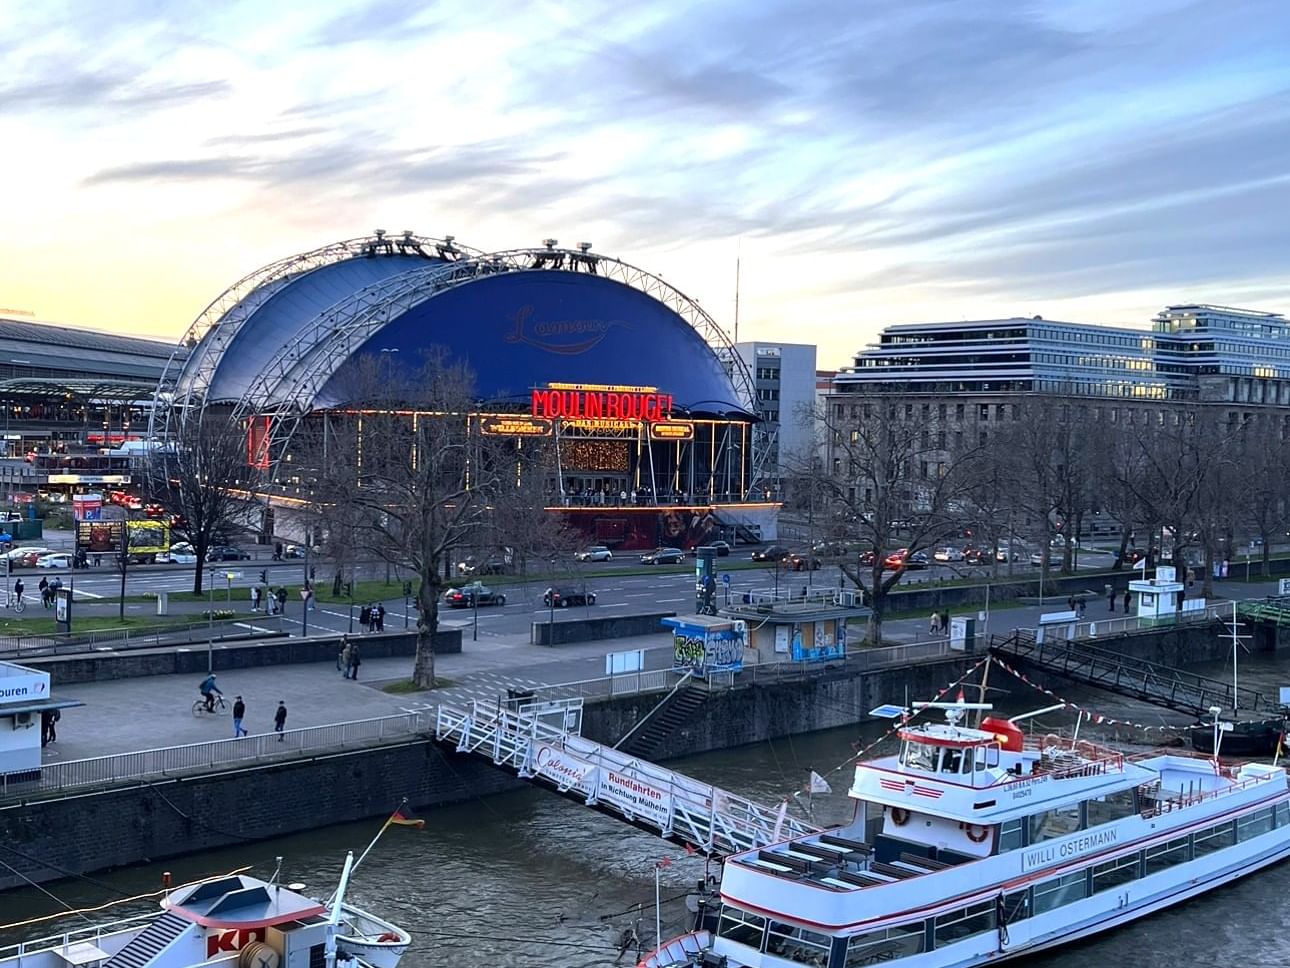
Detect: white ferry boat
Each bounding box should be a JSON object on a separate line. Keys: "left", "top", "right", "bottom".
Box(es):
{"left": 0, "top": 852, "right": 410, "bottom": 968}
{"left": 641, "top": 700, "right": 1290, "bottom": 968}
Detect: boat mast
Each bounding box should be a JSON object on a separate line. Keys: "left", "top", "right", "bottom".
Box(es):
{"left": 1232, "top": 600, "right": 1239, "bottom": 713}
{"left": 325, "top": 851, "right": 355, "bottom": 968}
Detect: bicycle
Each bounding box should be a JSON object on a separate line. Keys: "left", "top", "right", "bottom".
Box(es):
{"left": 192, "top": 695, "right": 229, "bottom": 717}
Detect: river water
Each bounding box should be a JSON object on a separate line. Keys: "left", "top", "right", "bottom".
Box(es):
{"left": 6, "top": 653, "right": 1290, "bottom": 967}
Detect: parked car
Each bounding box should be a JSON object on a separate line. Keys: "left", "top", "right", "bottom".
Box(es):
{"left": 785, "top": 552, "right": 821, "bottom": 572}
{"left": 458, "top": 553, "right": 512, "bottom": 576}
{"left": 884, "top": 549, "right": 929, "bottom": 570}
{"left": 543, "top": 586, "right": 597, "bottom": 607}
{"left": 640, "top": 547, "right": 685, "bottom": 565}
{"left": 751, "top": 545, "right": 791, "bottom": 562}
{"left": 933, "top": 547, "right": 965, "bottom": 563}
{"left": 35, "top": 552, "right": 72, "bottom": 569}
{"left": 1030, "top": 551, "right": 1063, "bottom": 567}
{"left": 5, "top": 545, "right": 47, "bottom": 563}
{"left": 575, "top": 546, "right": 614, "bottom": 562}
{"left": 207, "top": 545, "right": 251, "bottom": 561}
{"left": 15, "top": 547, "right": 52, "bottom": 567}
{"left": 168, "top": 548, "right": 198, "bottom": 564}
{"left": 444, "top": 582, "right": 507, "bottom": 608}
{"left": 859, "top": 549, "right": 877, "bottom": 566}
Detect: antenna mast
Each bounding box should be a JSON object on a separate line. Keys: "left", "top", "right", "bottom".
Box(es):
{"left": 733, "top": 245, "right": 741, "bottom": 344}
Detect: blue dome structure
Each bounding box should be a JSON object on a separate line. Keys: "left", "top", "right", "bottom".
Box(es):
{"left": 153, "top": 235, "right": 761, "bottom": 507}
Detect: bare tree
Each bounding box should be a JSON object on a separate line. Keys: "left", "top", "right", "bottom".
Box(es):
{"left": 813, "top": 395, "right": 980, "bottom": 644}
{"left": 148, "top": 413, "right": 259, "bottom": 595}
{"left": 1240, "top": 416, "right": 1288, "bottom": 577}
{"left": 313, "top": 352, "right": 503, "bottom": 688}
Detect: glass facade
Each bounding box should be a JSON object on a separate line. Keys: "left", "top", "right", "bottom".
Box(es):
{"left": 836, "top": 305, "right": 1290, "bottom": 403}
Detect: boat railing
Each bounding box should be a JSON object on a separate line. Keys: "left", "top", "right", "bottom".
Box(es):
{"left": 1138, "top": 771, "right": 1273, "bottom": 817}
{"left": 1023, "top": 735, "right": 1125, "bottom": 778}
{"left": 0, "top": 912, "right": 156, "bottom": 962}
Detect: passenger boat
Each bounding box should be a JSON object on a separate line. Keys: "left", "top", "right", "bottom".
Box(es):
{"left": 1189, "top": 714, "right": 1284, "bottom": 757}
{"left": 640, "top": 698, "right": 1290, "bottom": 967}
{"left": 0, "top": 852, "right": 409, "bottom": 968}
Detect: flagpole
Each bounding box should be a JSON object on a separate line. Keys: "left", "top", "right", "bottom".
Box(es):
{"left": 328, "top": 798, "right": 405, "bottom": 903}
{"left": 654, "top": 863, "right": 662, "bottom": 951}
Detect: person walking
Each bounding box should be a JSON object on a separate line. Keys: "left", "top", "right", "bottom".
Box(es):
{"left": 38, "top": 576, "right": 49, "bottom": 608}
{"left": 359, "top": 604, "right": 371, "bottom": 631}
{"left": 375, "top": 603, "right": 385, "bottom": 632}
{"left": 928, "top": 612, "right": 937, "bottom": 636}
{"left": 40, "top": 710, "right": 53, "bottom": 747}
{"left": 340, "top": 638, "right": 353, "bottom": 677}
{"left": 276, "top": 587, "right": 288, "bottom": 615}
{"left": 251, "top": 586, "right": 261, "bottom": 612}
{"left": 12, "top": 577, "right": 22, "bottom": 610}
{"left": 273, "top": 701, "right": 287, "bottom": 741}
{"left": 232, "top": 696, "right": 247, "bottom": 738}
{"left": 47, "top": 707, "right": 59, "bottom": 743}
{"left": 347, "top": 643, "right": 362, "bottom": 681}
{"left": 1108, "top": 587, "right": 1115, "bottom": 612}
{"left": 1077, "top": 598, "right": 1086, "bottom": 619}
{"left": 1123, "top": 588, "right": 1131, "bottom": 613}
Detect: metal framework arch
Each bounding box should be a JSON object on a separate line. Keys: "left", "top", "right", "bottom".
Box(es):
{"left": 147, "top": 231, "right": 479, "bottom": 445}
{"left": 223, "top": 244, "right": 755, "bottom": 484}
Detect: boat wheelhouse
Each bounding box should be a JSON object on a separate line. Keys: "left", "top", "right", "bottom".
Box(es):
{"left": 642, "top": 700, "right": 1290, "bottom": 968}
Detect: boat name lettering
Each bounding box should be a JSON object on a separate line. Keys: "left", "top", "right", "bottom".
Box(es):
{"left": 534, "top": 744, "right": 593, "bottom": 790}
{"left": 1022, "top": 828, "right": 1119, "bottom": 871}
{"left": 1008, "top": 776, "right": 1043, "bottom": 800}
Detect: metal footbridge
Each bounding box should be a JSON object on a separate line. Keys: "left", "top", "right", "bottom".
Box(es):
{"left": 434, "top": 697, "right": 819, "bottom": 855}
{"left": 1239, "top": 595, "right": 1290, "bottom": 627}
{"left": 990, "top": 631, "right": 1276, "bottom": 718}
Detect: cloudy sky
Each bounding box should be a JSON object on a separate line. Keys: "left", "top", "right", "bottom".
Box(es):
{"left": 3, "top": 0, "right": 1289, "bottom": 368}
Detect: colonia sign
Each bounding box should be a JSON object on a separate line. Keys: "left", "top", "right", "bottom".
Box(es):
{"left": 531, "top": 383, "right": 674, "bottom": 423}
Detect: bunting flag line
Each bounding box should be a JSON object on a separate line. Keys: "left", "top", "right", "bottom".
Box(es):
{"left": 991, "top": 657, "right": 1188, "bottom": 735}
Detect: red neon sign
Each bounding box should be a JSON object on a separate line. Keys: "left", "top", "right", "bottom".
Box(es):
{"left": 531, "top": 386, "right": 673, "bottom": 423}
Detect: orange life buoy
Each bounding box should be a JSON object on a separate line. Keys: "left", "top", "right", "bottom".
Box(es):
{"left": 377, "top": 932, "right": 401, "bottom": 944}
{"left": 961, "top": 822, "right": 990, "bottom": 844}
{"left": 890, "top": 807, "right": 911, "bottom": 826}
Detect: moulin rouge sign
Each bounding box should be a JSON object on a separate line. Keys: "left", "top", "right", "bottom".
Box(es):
{"left": 531, "top": 383, "right": 674, "bottom": 424}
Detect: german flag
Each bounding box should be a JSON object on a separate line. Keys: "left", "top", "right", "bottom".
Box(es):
{"left": 389, "top": 807, "right": 425, "bottom": 829}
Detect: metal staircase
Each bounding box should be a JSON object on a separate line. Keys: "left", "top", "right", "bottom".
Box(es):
{"left": 435, "top": 696, "right": 818, "bottom": 856}
{"left": 102, "top": 913, "right": 190, "bottom": 968}
{"left": 990, "top": 631, "right": 1274, "bottom": 717}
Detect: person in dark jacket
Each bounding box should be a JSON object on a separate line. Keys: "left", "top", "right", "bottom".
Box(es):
{"left": 347, "top": 644, "right": 362, "bottom": 680}
{"left": 359, "top": 604, "right": 371, "bottom": 630}
{"left": 375, "top": 603, "right": 386, "bottom": 632}
{"left": 232, "top": 696, "right": 247, "bottom": 738}
{"left": 274, "top": 701, "right": 287, "bottom": 741}
{"left": 1123, "top": 588, "right": 1132, "bottom": 613}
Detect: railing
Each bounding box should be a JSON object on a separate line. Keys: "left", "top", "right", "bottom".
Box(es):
{"left": 0, "top": 913, "right": 155, "bottom": 962}
{"left": 0, "top": 711, "right": 428, "bottom": 799}
{"left": 0, "top": 617, "right": 285, "bottom": 658}
{"left": 1033, "top": 602, "right": 1227, "bottom": 643}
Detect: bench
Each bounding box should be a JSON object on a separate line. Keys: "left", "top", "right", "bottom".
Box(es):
{"left": 900, "top": 852, "right": 952, "bottom": 871}
{"left": 837, "top": 870, "right": 889, "bottom": 888}
{"left": 820, "top": 876, "right": 861, "bottom": 891}
{"left": 795, "top": 843, "right": 844, "bottom": 862}
{"left": 749, "top": 858, "right": 794, "bottom": 874}
{"left": 819, "top": 834, "right": 871, "bottom": 854}
{"left": 871, "top": 861, "right": 919, "bottom": 880}
{"left": 760, "top": 851, "right": 811, "bottom": 874}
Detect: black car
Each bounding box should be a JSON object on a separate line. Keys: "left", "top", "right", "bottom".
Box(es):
{"left": 640, "top": 547, "right": 685, "bottom": 565}
{"left": 206, "top": 545, "right": 251, "bottom": 561}
{"left": 702, "top": 540, "right": 731, "bottom": 556}
{"left": 458, "top": 554, "right": 511, "bottom": 576}
{"left": 444, "top": 582, "right": 507, "bottom": 608}
{"left": 751, "top": 545, "right": 791, "bottom": 562}
{"left": 543, "top": 586, "right": 597, "bottom": 607}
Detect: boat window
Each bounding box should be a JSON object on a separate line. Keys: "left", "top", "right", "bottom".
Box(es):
{"left": 1091, "top": 854, "right": 1139, "bottom": 893}
{"left": 1000, "top": 889, "right": 1030, "bottom": 924}
{"left": 942, "top": 748, "right": 966, "bottom": 774}
{"left": 901, "top": 741, "right": 937, "bottom": 772}
{"left": 1086, "top": 788, "right": 1136, "bottom": 826}
{"left": 997, "top": 819, "right": 1024, "bottom": 853}
{"left": 844, "top": 923, "right": 926, "bottom": 966}
{"left": 1028, "top": 803, "right": 1083, "bottom": 843}
{"left": 933, "top": 900, "right": 995, "bottom": 947}
{"left": 1033, "top": 870, "right": 1088, "bottom": 913}
{"left": 765, "top": 920, "right": 832, "bottom": 966}
{"left": 717, "top": 906, "right": 766, "bottom": 948}
{"left": 974, "top": 745, "right": 999, "bottom": 770}
{"left": 1144, "top": 837, "right": 1189, "bottom": 874}
{"left": 1193, "top": 822, "right": 1236, "bottom": 858}
{"left": 1237, "top": 807, "right": 1276, "bottom": 842}
{"left": 1276, "top": 802, "right": 1290, "bottom": 828}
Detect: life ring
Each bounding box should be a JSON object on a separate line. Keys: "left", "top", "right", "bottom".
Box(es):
{"left": 376, "top": 932, "right": 402, "bottom": 944}
{"left": 961, "top": 822, "right": 990, "bottom": 844}
{"left": 890, "top": 807, "right": 911, "bottom": 826}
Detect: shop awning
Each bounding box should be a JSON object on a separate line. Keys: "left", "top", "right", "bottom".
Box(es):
{"left": 0, "top": 698, "right": 84, "bottom": 717}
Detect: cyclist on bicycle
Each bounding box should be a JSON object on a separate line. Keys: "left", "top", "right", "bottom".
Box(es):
{"left": 12, "top": 578, "right": 22, "bottom": 610}
{"left": 199, "top": 673, "right": 223, "bottom": 712}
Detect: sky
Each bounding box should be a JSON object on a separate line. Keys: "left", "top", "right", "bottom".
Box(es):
{"left": 2, "top": 0, "right": 1290, "bottom": 369}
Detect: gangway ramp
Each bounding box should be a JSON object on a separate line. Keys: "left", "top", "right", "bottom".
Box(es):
{"left": 434, "top": 697, "right": 819, "bottom": 855}
{"left": 990, "top": 632, "right": 1274, "bottom": 717}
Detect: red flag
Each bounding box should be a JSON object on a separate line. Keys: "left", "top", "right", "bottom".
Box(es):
{"left": 684, "top": 843, "right": 697, "bottom": 856}
{"left": 956, "top": 689, "right": 966, "bottom": 703}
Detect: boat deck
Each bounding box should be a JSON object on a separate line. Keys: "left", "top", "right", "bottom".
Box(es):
{"left": 734, "top": 833, "right": 963, "bottom": 892}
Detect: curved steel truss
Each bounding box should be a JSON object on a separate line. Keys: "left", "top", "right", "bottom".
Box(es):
{"left": 161, "top": 241, "right": 756, "bottom": 485}
{"left": 147, "top": 231, "right": 478, "bottom": 445}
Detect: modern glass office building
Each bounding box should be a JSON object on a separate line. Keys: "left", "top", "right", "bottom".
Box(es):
{"left": 833, "top": 304, "right": 1290, "bottom": 406}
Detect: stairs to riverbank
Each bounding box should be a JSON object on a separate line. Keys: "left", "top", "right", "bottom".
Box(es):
{"left": 617, "top": 685, "right": 708, "bottom": 760}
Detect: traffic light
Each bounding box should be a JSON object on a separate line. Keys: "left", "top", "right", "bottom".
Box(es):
{"left": 259, "top": 570, "right": 267, "bottom": 584}
{"left": 402, "top": 581, "right": 412, "bottom": 596}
